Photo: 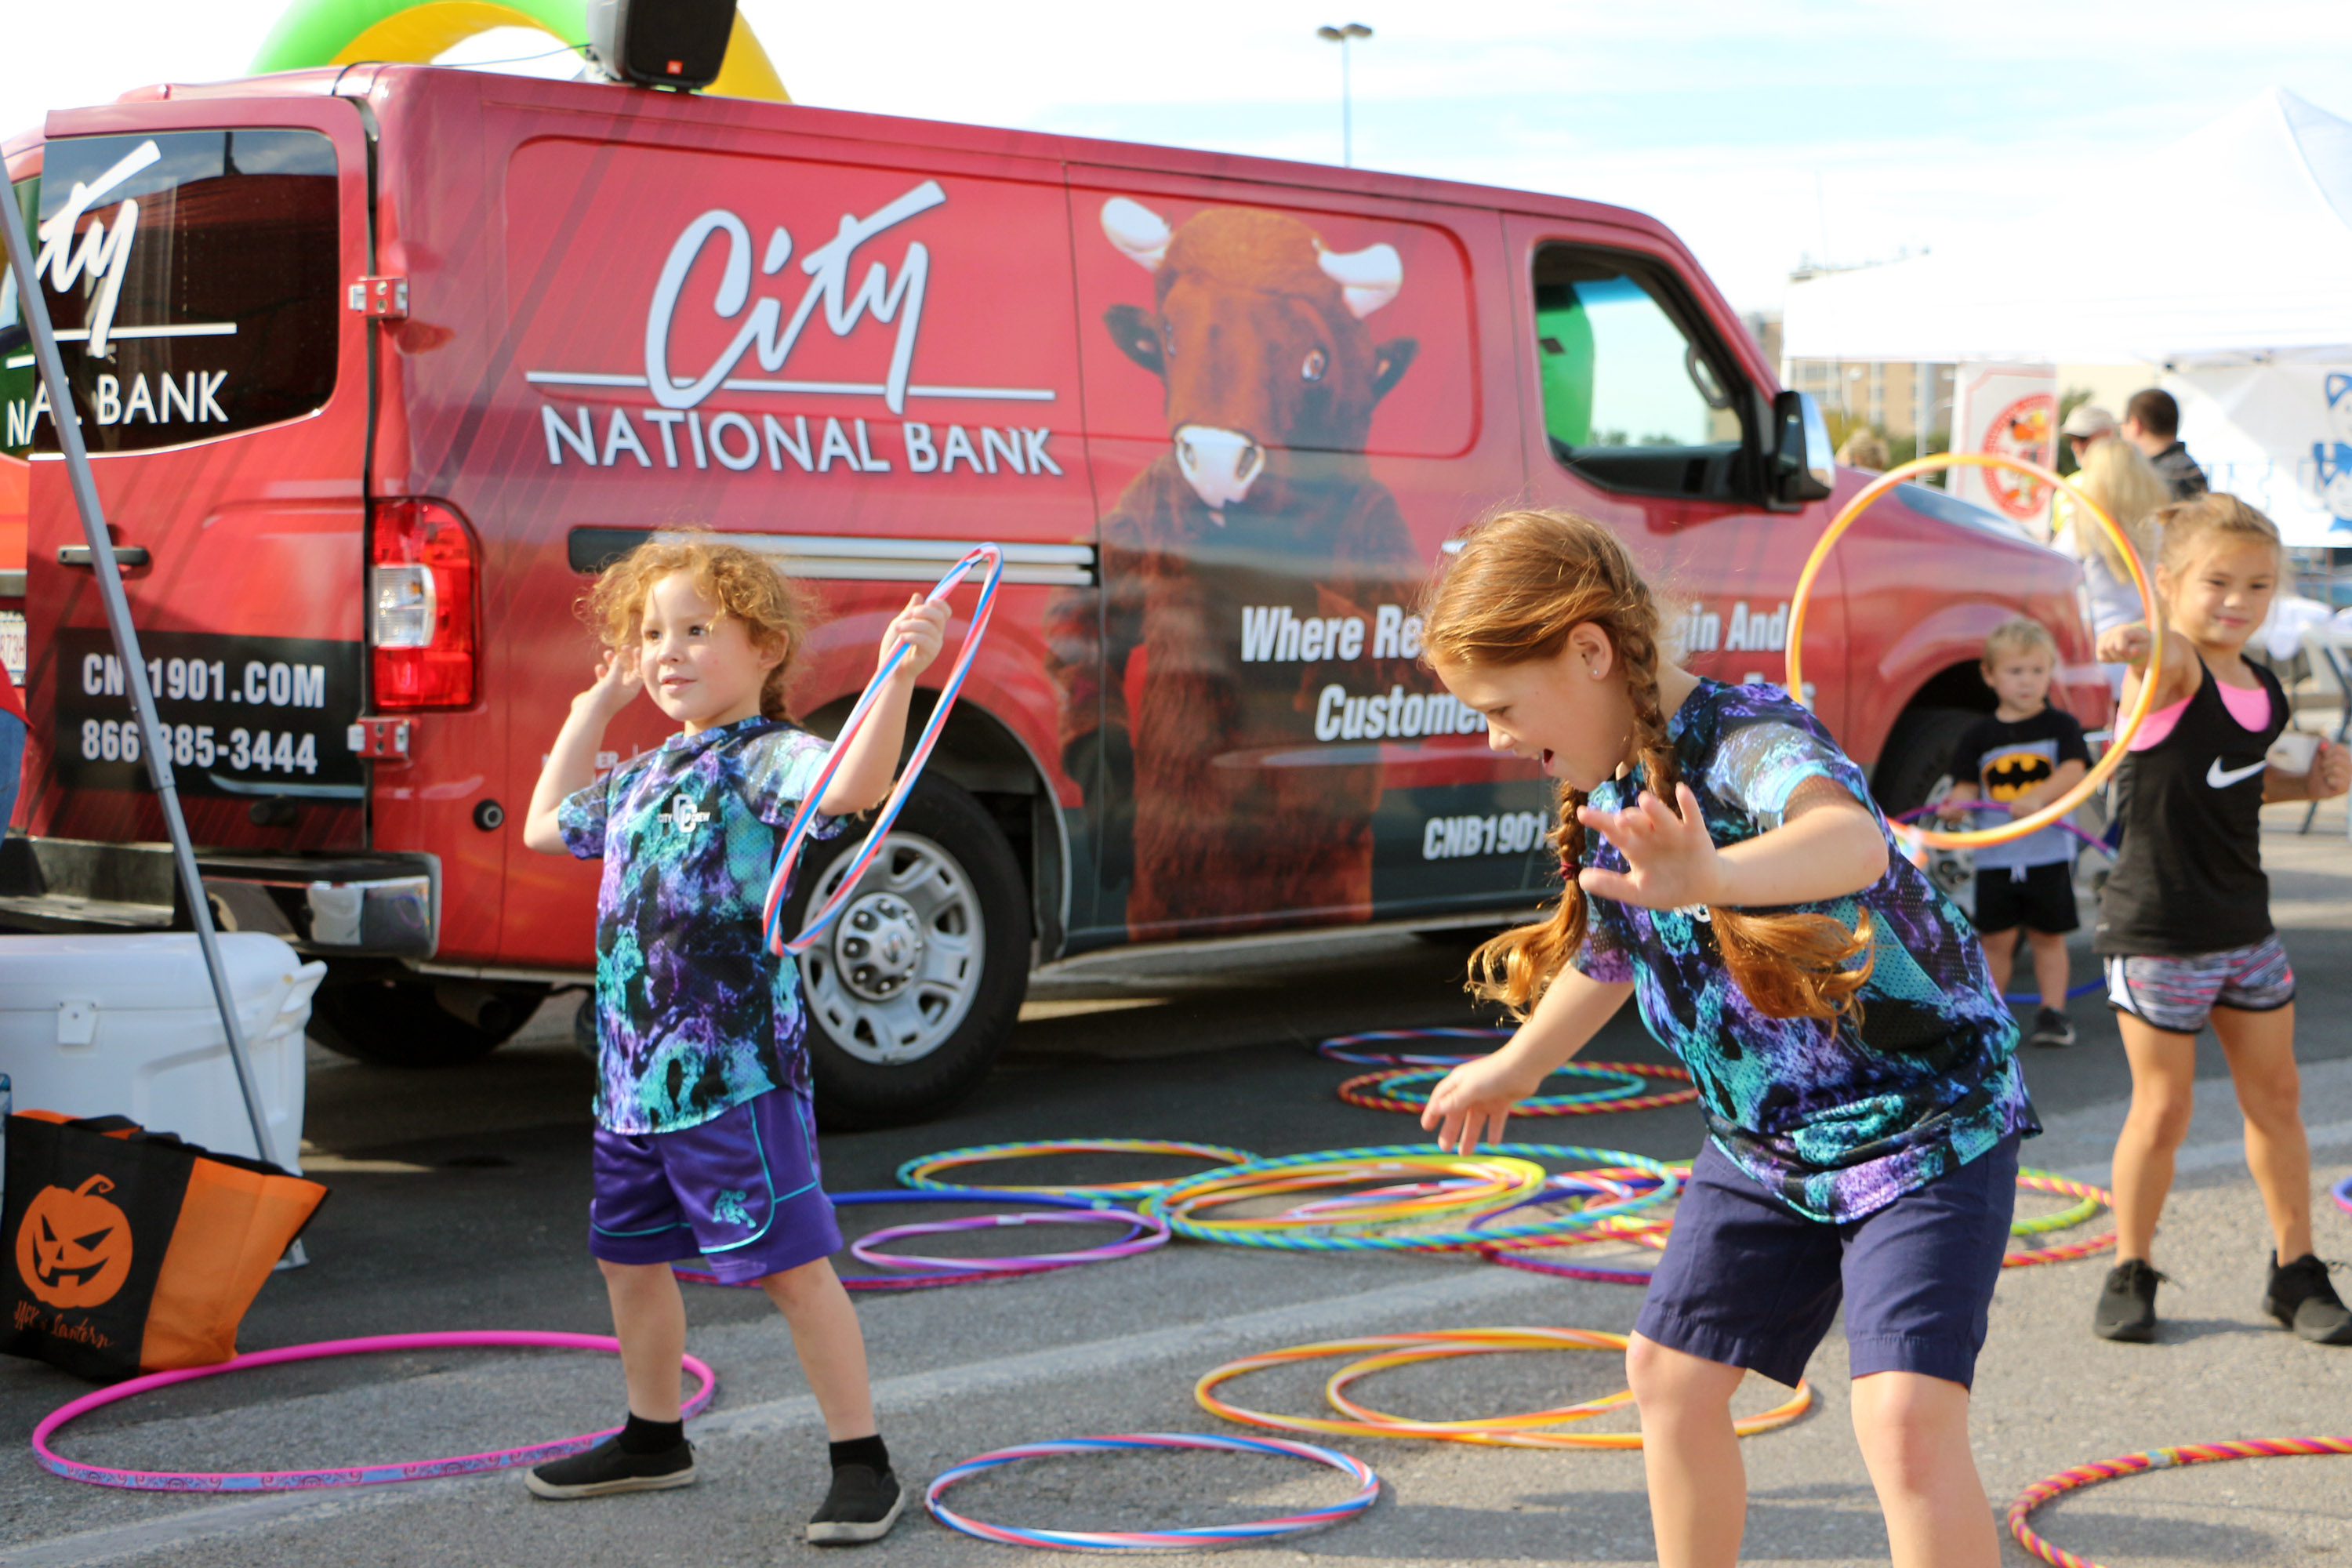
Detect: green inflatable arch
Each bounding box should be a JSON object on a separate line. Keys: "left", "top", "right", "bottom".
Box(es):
{"left": 250, "top": 0, "right": 788, "bottom": 101}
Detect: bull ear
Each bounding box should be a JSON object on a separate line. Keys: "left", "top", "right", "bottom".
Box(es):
{"left": 1102, "top": 198, "right": 1172, "bottom": 270}
{"left": 1103, "top": 303, "right": 1165, "bottom": 376}
{"left": 1318, "top": 241, "right": 1403, "bottom": 318}
{"left": 1370, "top": 338, "right": 1418, "bottom": 402}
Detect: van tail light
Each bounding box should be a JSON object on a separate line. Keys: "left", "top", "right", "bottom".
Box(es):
{"left": 371, "top": 499, "right": 478, "bottom": 709}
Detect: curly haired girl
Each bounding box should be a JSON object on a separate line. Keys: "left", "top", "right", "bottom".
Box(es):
{"left": 1419, "top": 510, "right": 2034, "bottom": 1568}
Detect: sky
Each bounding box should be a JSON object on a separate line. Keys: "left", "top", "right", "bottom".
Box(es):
{"left": 5, "top": 1, "right": 2352, "bottom": 312}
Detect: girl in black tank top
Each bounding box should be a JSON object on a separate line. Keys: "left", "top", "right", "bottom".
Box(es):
{"left": 2089, "top": 495, "right": 2352, "bottom": 1348}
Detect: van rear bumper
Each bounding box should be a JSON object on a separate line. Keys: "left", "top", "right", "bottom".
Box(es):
{"left": 0, "top": 837, "right": 437, "bottom": 958}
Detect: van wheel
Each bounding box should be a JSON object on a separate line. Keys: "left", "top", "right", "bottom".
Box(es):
{"left": 785, "top": 776, "right": 1029, "bottom": 1131}
{"left": 1871, "top": 706, "right": 1983, "bottom": 820}
{"left": 309, "top": 978, "right": 549, "bottom": 1068}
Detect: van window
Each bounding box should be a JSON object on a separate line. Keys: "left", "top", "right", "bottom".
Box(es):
{"left": 1533, "top": 249, "right": 1744, "bottom": 499}
{"left": 3, "top": 129, "right": 339, "bottom": 459}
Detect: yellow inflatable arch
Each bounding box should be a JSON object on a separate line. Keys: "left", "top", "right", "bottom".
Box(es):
{"left": 249, "top": 0, "right": 788, "bottom": 102}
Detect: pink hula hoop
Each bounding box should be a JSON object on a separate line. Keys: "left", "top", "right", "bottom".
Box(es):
{"left": 33, "top": 1330, "right": 717, "bottom": 1492}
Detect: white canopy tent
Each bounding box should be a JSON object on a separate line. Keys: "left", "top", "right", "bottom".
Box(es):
{"left": 1781, "top": 88, "right": 2352, "bottom": 544}
{"left": 1782, "top": 88, "right": 2352, "bottom": 367}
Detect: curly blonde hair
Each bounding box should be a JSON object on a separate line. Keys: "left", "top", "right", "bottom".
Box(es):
{"left": 584, "top": 535, "right": 812, "bottom": 720}
{"left": 1420, "top": 508, "right": 1873, "bottom": 1023}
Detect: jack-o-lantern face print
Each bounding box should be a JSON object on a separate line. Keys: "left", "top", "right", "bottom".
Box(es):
{"left": 15, "top": 1174, "right": 134, "bottom": 1309}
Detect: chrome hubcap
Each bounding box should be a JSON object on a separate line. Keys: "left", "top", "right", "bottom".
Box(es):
{"left": 797, "top": 832, "right": 984, "bottom": 1066}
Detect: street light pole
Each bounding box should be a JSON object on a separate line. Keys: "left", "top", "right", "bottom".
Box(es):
{"left": 1316, "top": 23, "right": 1373, "bottom": 168}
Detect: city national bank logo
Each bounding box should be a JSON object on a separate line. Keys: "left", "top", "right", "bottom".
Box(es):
{"left": 3, "top": 138, "right": 238, "bottom": 449}
{"left": 526, "top": 181, "right": 1062, "bottom": 483}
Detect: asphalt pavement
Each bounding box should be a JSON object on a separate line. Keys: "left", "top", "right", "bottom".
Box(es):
{"left": 4, "top": 817, "right": 2351, "bottom": 1566}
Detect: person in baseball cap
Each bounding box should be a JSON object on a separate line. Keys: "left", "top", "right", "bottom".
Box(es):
{"left": 2060, "top": 403, "right": 2118, "bottom": 467}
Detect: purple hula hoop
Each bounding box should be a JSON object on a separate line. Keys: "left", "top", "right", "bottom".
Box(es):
{"left": 33, "top": 1330, "right": 717, "bottom": 1493}
{"left": 851, "top": 1207, "right": 1170, "bottom": 1275}
{"left": 675, "top": 1189, "right": 1127, "bottom": 1291}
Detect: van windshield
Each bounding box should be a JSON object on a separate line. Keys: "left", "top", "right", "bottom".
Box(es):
{"left": 2, "top": 129, "right": 339, "bottom": 458}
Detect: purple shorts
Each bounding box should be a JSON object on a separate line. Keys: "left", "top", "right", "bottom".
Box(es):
{"left": 1633, "top": 1132, "right": 2020, "bottom": 1389}
{"left": 590, "top": 1088, "right": 842, "bottom": 1283}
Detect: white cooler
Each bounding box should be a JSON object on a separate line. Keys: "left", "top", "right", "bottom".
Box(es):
{"left": 0, "top": 933, "right": 325, "bottom": 1171}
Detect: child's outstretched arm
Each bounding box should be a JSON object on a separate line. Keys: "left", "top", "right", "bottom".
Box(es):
{"left": 1577, "top": 778, "right": 1887, "bottom": 911}
{"left": 521, "top": 653, "right": 640, "bottom": 855}
{"left": 817, "top": 597, "right": 950, "bottom": 816}
{"left": 2099, "top": 621, "right": 2196, "bottom": 713}
{"left": 1422, "top": 967, "right": 1635, "bottom": 1153}
{"left": 2267, "top": 739, "right": 2352, "bottom": 804}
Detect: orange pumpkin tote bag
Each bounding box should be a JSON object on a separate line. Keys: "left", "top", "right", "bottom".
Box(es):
{"left": 2, "top": 1112, "right": 327, "bottom": 1382}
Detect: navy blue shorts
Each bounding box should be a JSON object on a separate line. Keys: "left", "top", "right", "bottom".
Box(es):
{"left": 1633, "top": 1132, "right": 2020, "bottom": 1389}
{"left": 590, "top": 1088, "right": 842, "bottom": 1283}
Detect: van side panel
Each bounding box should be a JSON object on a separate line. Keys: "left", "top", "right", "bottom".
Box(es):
{"left": 369, "top": 78, "right": 1094, "bottom": 967}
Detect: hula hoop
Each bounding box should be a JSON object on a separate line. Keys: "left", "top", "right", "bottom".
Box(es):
{"left": 897, "top": 1138, "right": 1259, "bottom": 1201}
{"left": 2003, "top": 1173, "right": 2118, "bottom": 1267}
{"left": 851, "top": 1206, "right": 1170, "bottom": 1275}
{"left": 764, "top": 545, "right": 1002, "bottom": 956}
{"left": 2010, "top": 1170, "right": 2103, "bottom": 1236}
{"left": 1143, "top": 1145, "right": 1679, "bottom": 1253}
{"left": 924, "top": 1432, "right": 1380, "bottom": 1552}
{"left": 2333, "top": 1172, "right": 2352, "bottom": 1217}
{"left": 1785, "top": 452, "right": 2162, "bottom": 852}
{"left": 1338, "top": 1061, "right": 1699, "bottom": 1117}
{"left": 1195, "top": 1328, "right": 1810, "bottom": 1450}
{"left": 673, "top": 1189, "right": 1123, "bottom": 1291}
{"left": 1316, "top": 1027, "right": 1511, "bottom": 1066}
{"left": 1148, "top": 1154, "right": 1550, "bottom": 1234}
{"left": 2008, "top": 1436, "right": 2352, "bottom": 1568}
{"left": 32, "top": 1331, "right": 716, "bottom": 1492}
{"left": 1897, "top": 801, "right": 2111, "bottom": 856}
{"left": 1473, "top": 1171, "right": 1675, "bottom": 1285}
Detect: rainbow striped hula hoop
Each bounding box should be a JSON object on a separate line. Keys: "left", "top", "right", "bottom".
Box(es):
{"left": 32, "top": 1331, "right": 717, "bottom": 1492}
{"left": 2009, "top": 1436, "right": 2352, "bottom": 1568}
{"left": 2332, "top": 1172, "right": 2351, "bottom": 1217}
{"left": 2005, "top": 1173, "right": 2117, "bottom": 1267}
{"left": 1474, "top": 1171, "right": 1674, "bottom": 1286}
{"left": 1316, "top": 1027, "right": 1512, "bottom": 1066}
{"left": 1143, "top": 1145, "right": 1679, "bottom": 1253}
{"left": 1151, "top": 1154, "right": 1549, "bottom": 1233}
{"left": 674, "top": 1189, "right": 1121, "bottom": 1292}
{"left": 1196, "top": 1328, "right": 1809, "bottom": 1450}
{"left": 763, "top": 545, "right": 1003, "bottom": 956}
{"left": 1338, "top": 1062, "right": 1698, "bottom": 1116}
{"left": 2012, "top": 1168, "right": 2103, "bottom": 1236}
{"left": 895, "top": 1138, "right": 1261, "bottom": 1200}
{"left": 924, "top": 1432, "right": 1380, "bottom": 1552}
{"left": 851, "top": 1206, "right": 1170, "bottom": 1275}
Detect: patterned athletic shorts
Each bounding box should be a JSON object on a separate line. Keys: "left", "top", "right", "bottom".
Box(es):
{"left": 2104, "top": 936, "right": 2295, "bottom": 1034}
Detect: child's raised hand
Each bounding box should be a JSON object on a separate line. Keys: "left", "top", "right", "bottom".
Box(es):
{"left": 577, "top": 647, "right": 641, "bottom": 718}
{"left": 1574, "top": 783, "right": 1720, "bottom": 910}
{"left": 880, "top": 595, "right": 950, "bottom": 682}
{"left": 1420, "top": 1051, "right": 1541, "bottom": 1154}
{"left": 2096, "top": 623, "right": 2153, "bottom": 665}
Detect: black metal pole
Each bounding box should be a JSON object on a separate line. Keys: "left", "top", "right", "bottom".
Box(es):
{"left": 1, "top": 171, "right": 285, "bottom": 1175}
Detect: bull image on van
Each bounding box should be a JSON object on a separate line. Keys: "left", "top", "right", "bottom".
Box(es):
{"left": 1049, "top": 199, "right": 1426, "bottom": 936}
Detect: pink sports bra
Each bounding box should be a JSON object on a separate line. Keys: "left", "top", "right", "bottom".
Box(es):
{"left": 2129, "top": 674, "right": 2271, "bottom": 751}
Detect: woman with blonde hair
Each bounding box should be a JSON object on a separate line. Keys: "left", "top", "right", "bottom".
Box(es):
{"left": 2061, "top": 437, "right": 2170, "bottom": 637}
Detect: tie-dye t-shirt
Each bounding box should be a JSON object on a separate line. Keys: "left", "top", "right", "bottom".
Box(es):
{"left": 1571, "top": 681, "right": 2035, "bottom": 1223}
{"left": 558, "top": 717, "right": 844, "bottom": 1134}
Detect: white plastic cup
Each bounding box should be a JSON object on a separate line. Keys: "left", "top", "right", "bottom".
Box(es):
{"left": 2267, "top": 731, "right": 2321, "bottom": 775}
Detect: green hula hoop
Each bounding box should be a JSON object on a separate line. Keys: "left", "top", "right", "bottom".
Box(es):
{"left": 1142, "top": 1144, "right": 1680, "bottom": 1254}
{"left": 2010, "top": 1167, "right": 2102, "bottom": 1237}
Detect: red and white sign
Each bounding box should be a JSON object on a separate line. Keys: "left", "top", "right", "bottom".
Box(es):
{"left": 1951, "top": 362, "right": 2056, "bottom": 526}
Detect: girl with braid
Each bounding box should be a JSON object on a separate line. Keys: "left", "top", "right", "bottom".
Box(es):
{"left": 1421, "top": 510, "right": 2033, "bottom": 1568}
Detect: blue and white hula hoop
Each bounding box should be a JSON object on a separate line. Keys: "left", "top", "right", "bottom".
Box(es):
{"left": 763, "top": 545, "right": 1003, "bottom": 956}
{"left": 924, "top": 1432, "right": 1381, "bottom": 1551}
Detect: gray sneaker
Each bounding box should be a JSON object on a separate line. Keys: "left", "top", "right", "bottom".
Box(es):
{"left": 2263, "top": 1253, "right": 2352, "bottom": 1345}
{"left": 2030, "top": 1007, "right": 2076, "bottom": 1048}
{"left": 2092, "top": 1259, "right": 2163, "bottom": 1342}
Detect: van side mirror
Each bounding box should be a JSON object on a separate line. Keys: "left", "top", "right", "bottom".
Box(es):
{"left": 1770, "top": 390, "right": 1836, "bottom": 503}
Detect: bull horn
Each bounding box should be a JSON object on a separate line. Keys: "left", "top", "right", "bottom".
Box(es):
{"left": 1317, "top": 242, "right": 1403, "bottom": 318}
{"left": 1102, "top": 198, "right": 1172, "bottom": 271}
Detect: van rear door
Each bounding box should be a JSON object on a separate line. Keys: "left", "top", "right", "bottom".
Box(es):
{"left": 13, "top": 95, "right": 376, "bottom": 855}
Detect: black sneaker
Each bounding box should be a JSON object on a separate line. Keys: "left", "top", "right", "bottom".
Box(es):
{"left": 2030, "top": 1007, "right": 2076, "bottom": 1048}
{"left": 2093, "top": 1258, "right": 2164, "bottom": 1342}
{"left": 524, "top": 1435, "right": 696, "bottom": 1499}
{"left": 2262, "top": 1252, "right": 2352, "bottom": 1345}
{"left": 808, "top": 1463, "right": 906, "bottom": 1544}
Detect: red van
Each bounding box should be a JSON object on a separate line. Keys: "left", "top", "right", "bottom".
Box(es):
{"left": 0, "top": 65, "right": 2106, "bottom": 1123}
